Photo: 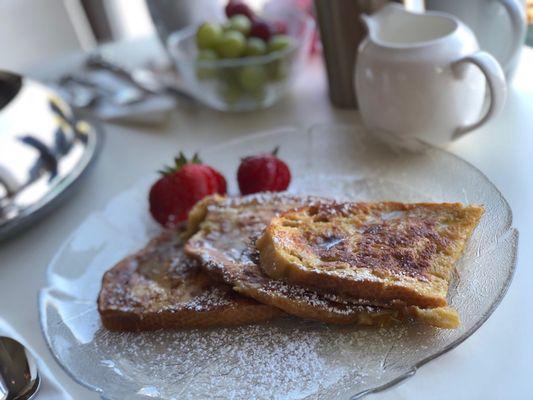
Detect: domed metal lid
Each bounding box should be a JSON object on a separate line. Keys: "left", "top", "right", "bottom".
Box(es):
{"left": 0, "top": 71, "right": 102, "bottom": 241}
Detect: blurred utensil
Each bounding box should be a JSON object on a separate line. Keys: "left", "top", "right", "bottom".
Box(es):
{"left": 0, "top": 336, "right": 40, "bottom": 400}
{"left": 85, "top": 53, "right": 196, "bottom": 104}
{"left": 131, "top": 67, "right": 197, "bottom": 104}
{"left": 86, "top": 53, "right": 157, "bottom": 95}
{"left": 54, "top": 53, "right": 195, "bottom": 125}
{"left": 59, "top": 73, "right": 146, "bottom": 106}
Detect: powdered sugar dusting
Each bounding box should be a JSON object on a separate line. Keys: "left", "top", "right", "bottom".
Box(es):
{"left": 99, "top": 231, "right": 248, "bottom": 316}
{"left": 186, "top": 193, "right": 393, "bottom": 320}
{"left": 87, "top": 320, "right": 416, "bottom": 399}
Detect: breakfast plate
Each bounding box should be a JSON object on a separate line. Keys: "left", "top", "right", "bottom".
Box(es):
{"left": 39, "top": 124, "right": 517, "bottom": 399}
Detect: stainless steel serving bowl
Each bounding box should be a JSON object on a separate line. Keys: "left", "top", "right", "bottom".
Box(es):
{"left": 0, "top": 71, "right": 102, "bottom": 241}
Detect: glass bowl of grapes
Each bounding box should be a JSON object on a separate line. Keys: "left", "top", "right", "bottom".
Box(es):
{"left": 167, "top": 1, "right": 314, "bottom": 111}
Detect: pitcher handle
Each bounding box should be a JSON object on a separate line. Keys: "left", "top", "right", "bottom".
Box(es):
{"left": 453, "top": 51, "right": 507, "bottom": 139}
{"left": 499, "top": 0, "right": 526, "bottom": 72}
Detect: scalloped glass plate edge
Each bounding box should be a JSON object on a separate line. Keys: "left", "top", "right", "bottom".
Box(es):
{"left": 38, "top": 123, "right": 519, "bottom": 400}
{"left": 351, "top": 228, "right": 518, "bottom": 400}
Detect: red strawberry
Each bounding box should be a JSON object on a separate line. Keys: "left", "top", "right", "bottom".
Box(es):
{"left": 149, "top": 153, "right": 226, "bottom": 227}
{"left": 225, "top": 1, "right": 255, "bottom": 20}
{"left": 237, "top": 147, "right": 291, "bottom": 195}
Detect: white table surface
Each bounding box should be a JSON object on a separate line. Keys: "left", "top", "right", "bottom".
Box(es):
{"left": 1, "top": 37, "right": 532, "bottom": 400}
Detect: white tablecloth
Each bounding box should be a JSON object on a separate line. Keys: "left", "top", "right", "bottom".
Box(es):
{"left": 1, "top": 38, "right": 532, "bottom": 399}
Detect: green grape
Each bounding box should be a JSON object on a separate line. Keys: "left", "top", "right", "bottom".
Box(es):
{"left": 216, "top": 30, "right": 246, "bottom": 58}
{"left": 218, "top": 82, "right": 242, "bottom": 104}
{"left": 267, "top": 59, "right": 287, "bottom": 81}
{"left": 250, "top": 86, "right": 266, "bottom": 102}
{"left": 267, "top": 34, "right": 294, "bottom": 53}
{"left": 239, "top": 65, "right": 267, "bottom": 92}
{"left": 244, "top": 37, "right": 267, "bottom": 57}
{"left": 226, "top": 15, "right": 251, "bottom": 36}
{"left": 217, "top": 66, "right": 239, "bottom": 84}
{"left": 196, "top": 49, "right": 218, "bottom": 79}
{"left": 198, "top": 49, "right": 218, "bottom": 60}
{"left": 196, "top": 22, "right": 223, "bottom": 49}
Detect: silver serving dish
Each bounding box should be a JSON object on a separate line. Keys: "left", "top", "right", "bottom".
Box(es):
{"left": 0, "top": 71, "right": 102, "bottom": 241}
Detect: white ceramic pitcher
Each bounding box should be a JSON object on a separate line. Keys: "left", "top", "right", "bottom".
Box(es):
{"left": 355, "top": 4, "right": 507, "bottom": 147}
{"left": 425, "top": 0, "right": 526, "bottom": 80}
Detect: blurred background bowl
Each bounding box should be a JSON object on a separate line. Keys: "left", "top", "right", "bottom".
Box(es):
{"left": 167, "top": 13, "right": 314, "bottom": 111}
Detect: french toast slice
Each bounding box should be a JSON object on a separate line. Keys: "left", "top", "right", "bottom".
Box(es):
{"left": 257, "top": 201, "right": 484, "bottom": 308}
{"left": 184, "top": 194, "right": 460, "bottom": 328}
{"left": 98, "top": 230, "right": 281, "bottom": 331}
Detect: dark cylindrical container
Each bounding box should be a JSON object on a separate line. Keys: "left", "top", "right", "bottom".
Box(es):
{"left": 314, "top": 0, "right": 391, "bottom": 108}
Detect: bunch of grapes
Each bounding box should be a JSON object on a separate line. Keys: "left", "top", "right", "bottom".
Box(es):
{"left": 194, "top": 1, "right": 294, "bottom": 104}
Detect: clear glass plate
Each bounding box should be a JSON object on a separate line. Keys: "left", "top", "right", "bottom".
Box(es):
{"left": 39, "top": 124, "right": 518, "bottom": 400}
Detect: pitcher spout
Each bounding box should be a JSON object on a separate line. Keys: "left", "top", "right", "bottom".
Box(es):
{"left": 360, "top": 4, "right": 412, "bottom": 44}
{"left": 360, "top": 14, "right": 376, "bottom": 40}
{"left": 361, "top": 3, "right": 461, "bottom": 48}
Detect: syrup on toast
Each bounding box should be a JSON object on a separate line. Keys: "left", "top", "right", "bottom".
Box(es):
{"left": 257, "top": 201, "right": 484, "bottom": 308}
{"left": 98, "top": 230, "right": 282, "bottom": 331}
{"left": 185, "top": 194, "right": 460, "bottom": 328}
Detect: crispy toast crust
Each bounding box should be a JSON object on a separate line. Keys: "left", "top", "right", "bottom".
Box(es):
{"left": 185, "top": 194, "right": 461, "bottom": 328}
{"left": 257, "top": 202, "right": 484, "bottom": 308}
{"left": 98, "top": 230, "right": 281, "bottom": 331}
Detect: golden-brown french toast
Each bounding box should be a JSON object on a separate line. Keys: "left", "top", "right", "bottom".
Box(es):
{"left": 257, "top": 201, "right": 484, "bottom": 309}
{"left": 98, "top": 230, "right": 281, "bottom": 331}
{"left": 184, "top": 194, "right": 461, "bottom": 328}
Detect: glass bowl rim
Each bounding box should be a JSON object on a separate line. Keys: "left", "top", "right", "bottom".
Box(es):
{"left": 167, "top": 16, "right": 314, "bottom": 69}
